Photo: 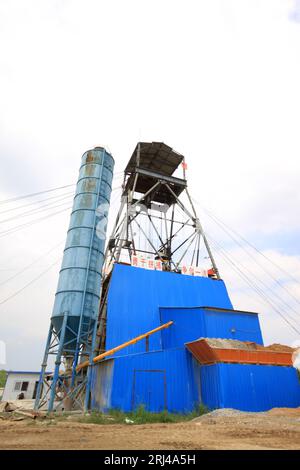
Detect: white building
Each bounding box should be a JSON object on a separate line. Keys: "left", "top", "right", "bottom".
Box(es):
{"left": 2, "top": 371, "right": 43, "bottom": 401}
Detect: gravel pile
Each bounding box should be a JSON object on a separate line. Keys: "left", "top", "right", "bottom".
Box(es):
{"left": 263, "top": 343, "right": 295, "bottom": 352}
{"left": 192, "top": 408, "right": 267, "bottom": 423}
{"left": 199, "top": 338, "right": 294, "bottom": 352}
{"left": 192, "top": 408, "right": 244, "bottom": 421}
{"left": 204, "top": 338, "right": 255, "bottom": 350}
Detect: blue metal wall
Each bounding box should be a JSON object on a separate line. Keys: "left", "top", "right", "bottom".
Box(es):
{"left": 200, "top": 363, "right": 300, "bottom": 411}
{"left": 106, "top": 264, "right": 233, "bottom": 355}
{"left": 91, "top": 349, "right": 300, "bottom": 413}
{"left": 160, "top": 307, "right": 263, "bottom": 348}
{"left": 91, "top": 348, "right": 201, "bottom": 413}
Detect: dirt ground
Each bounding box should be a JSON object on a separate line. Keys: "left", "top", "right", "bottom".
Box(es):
{"left": 0, "top": 408, "right": 299, "bottom": 450}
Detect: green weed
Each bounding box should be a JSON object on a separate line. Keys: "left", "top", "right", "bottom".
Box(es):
{"left": 78, "top": 403, "right": 209, "bottom": 425}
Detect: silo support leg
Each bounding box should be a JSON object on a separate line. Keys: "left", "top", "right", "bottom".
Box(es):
{"left": 34, "top": 323, "right": 53, "bottom": 410}
{"left": 84, "top": 321, "right": 98, "bottom": 412}
{"left": 47, "top": 312, "right": 68, "bottom": 412}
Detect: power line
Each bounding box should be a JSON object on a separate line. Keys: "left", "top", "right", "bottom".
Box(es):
{"left": 0, "top": 193, "right": 124, "bottom": 241}
{"left": 0, "top": 185, "right": 120, "bottom": 219}
{"left": 0, "top": 178, "right": 123, "bottom": 304}
{"left": 207, "top": 234, "right": 300, "bottom": 335}
{"left": 0, "top": 240, "right": 64, "bottom": 288}
{"left": 209, "top": 234, "right": 300, "bottom": 327}
{"left": 0, "top": 191, "right": 123, "bottom": 237}
{"left": 0, "top": 258, "right": 61, "bottom": 307}
{"left": 191, "top": 197, "right": 300, "bottom": 304}
{"left": 209, "top": 237, "right": 300, "bottom": 334}
{"left": 0, "top": 184, "right": 75, "bottom": 206}
{"left": 200, "top": 203, "right": 300, "bottom": 285}
{"left": 0, "top": 206, "right": 72, "bottom": 239}
{"left": 0, "top": 172, "right": 122, "bottom": 208}
{"left": 0, "top": 195, "right": 73, "bottom": 225}
{"left": 202, "top": 208, "right": 300, "bottom": 308}
{"left": 0, "top": 190, "right": 75, "bottom": 216}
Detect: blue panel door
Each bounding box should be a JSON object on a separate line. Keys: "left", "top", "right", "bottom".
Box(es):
{"left": 132, "top": 370, "right": 166, "bottom": 412}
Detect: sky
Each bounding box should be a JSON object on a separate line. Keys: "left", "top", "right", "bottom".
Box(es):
{"left": 0, "top": 0, "right": 300, "bottom": 370}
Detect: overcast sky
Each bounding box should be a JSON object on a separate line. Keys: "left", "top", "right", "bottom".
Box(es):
{"left": 0, "top": 0, "right": 300, "bottom": 370}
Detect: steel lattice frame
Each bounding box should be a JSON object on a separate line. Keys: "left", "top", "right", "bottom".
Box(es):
{"left": 34, "top": 309, "right": 97, "bottom": 412}
{"left": 96, "top": 144, "right": 220, "bottom": 356}
{"left": 103, "top": 154, "right": 220, "bottom": 279}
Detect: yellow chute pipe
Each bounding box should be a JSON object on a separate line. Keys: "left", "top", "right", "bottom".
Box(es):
{"left": 76, "top": 320, "right": 173, "bottom": 373}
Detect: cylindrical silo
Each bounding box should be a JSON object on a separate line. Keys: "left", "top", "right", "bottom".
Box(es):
{"left": 51, "top": 147, "right": 114, "bottom": 352}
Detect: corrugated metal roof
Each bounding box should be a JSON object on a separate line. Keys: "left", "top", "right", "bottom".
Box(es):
{"left": 125, "top": 142, "right": 184, "bottom": 176}
{"left": 105, "top": 264, "right": 233, "bottom": 355}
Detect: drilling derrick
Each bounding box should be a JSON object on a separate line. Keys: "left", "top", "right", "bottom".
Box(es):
{"left": 96, "top": 142, "right": 220, "bottom": 354}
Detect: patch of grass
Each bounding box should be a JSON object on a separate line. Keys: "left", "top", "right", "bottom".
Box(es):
{"left": 190, "top": 403, "right": 210, "bottom": 418}
{"left": 80, "top": 411, "right": 111, "bottom": 425}
{"left": 0, "top": 370, "right": 7, "bottom": 388}
{"left": 78, "top": 403, "right": 209, "bottom": 426}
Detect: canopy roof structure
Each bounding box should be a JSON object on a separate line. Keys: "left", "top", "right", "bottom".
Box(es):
{"left": 125, "top": 142, "right": 184, "bottom": 176}
{"left": 124, "top": 142, "right": 186, "bottom": 205}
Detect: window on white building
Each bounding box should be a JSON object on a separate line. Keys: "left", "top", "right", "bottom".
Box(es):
{"left": 14, "top": 381, "right": 29, "bottom": 392}
{"left": 21, "top": 382, "right": 29, "bottom": 391}
{"left": 14, "top": 381, "right": 21, "bottom": 391}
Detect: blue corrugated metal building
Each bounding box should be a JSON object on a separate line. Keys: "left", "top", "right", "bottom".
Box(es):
{"left": 105, "top": 264, "right": 234, "bottom": 355}
{"left": 91, "top": 263, "right": 300, "bottom": 413}
{"left": 91, "top": 349, "right": 201, "bottom": 413}
{"left": 200, "top": 363, "right": 300, "bottom": 411}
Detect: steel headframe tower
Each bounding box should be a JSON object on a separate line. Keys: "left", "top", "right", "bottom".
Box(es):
{"left": 34, "top": 147, "right": 114, "bottom": 413}
{"left": 96, "top": 142, "right": 220, "bottom": 354}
